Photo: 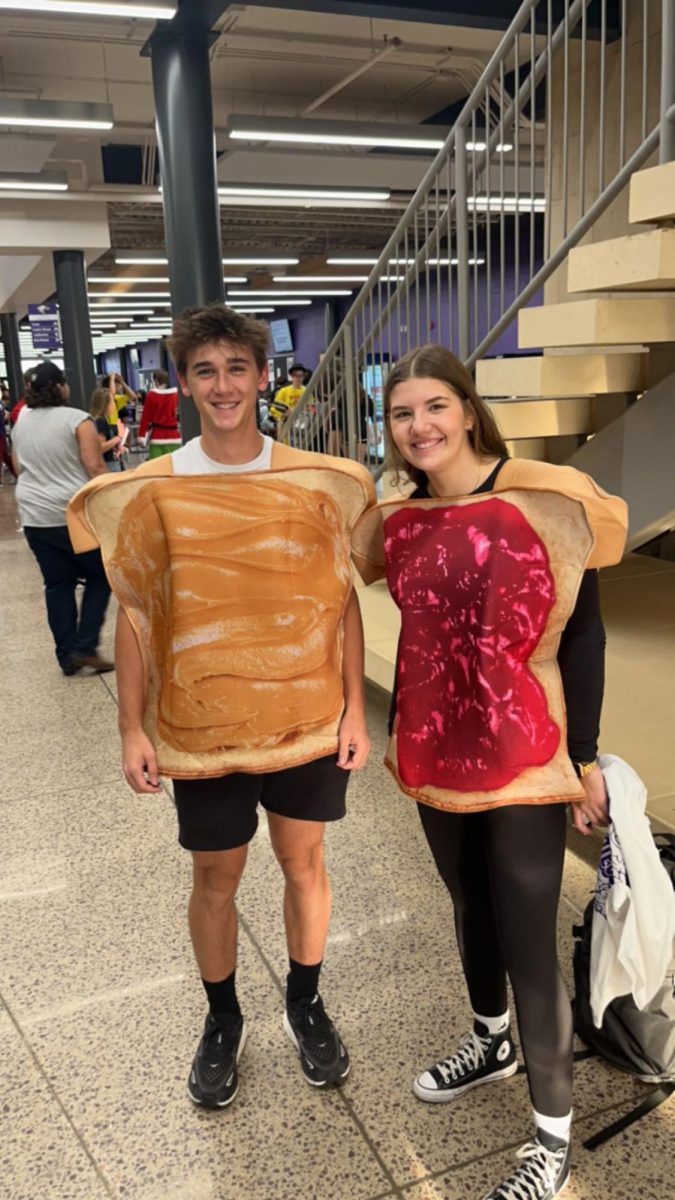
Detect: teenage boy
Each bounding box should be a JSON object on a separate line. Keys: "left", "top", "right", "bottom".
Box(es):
{"left": 68, "top": 305, "right": 375, "bottom": 1110}
{"left": 270, "top": 362, "right": 307, "bottom": 425}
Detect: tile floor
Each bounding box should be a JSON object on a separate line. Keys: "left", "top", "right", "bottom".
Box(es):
{"left": 0, "top": 480, "right": 673, "bottom": 1200}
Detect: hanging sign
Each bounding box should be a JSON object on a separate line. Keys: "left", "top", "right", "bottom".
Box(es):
{"left": 28, "top": 302, "right": 62, "bottom": 351}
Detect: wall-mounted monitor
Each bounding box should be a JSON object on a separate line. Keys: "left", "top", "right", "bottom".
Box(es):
{"left": 269, "top": 317, "right": 294, "bottom": 354}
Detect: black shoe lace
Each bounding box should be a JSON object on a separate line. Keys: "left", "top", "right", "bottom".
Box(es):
{"left": 292, "top": 995, "right": 335, "bottom": 1046}
{"left": 203, "top": 1014, "right": 240, "bottom": 1060}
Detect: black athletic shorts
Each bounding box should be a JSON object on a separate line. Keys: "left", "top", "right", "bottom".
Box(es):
{"left": 172, "top": 754, "right": 349, "bottom": 852}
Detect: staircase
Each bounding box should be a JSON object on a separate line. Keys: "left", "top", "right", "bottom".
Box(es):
{"left": 282, "top": 0, "right": 674, "bottom": 477}
{"left": 279, "top": 0, "right": 675, "bottom": 535}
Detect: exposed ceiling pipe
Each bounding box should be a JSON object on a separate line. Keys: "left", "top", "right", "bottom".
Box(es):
{"left": 302, "top": 36, "right": 402, "bottom": 116}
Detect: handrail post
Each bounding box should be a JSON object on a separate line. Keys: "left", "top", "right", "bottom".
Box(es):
{"left": 455, "top": 124, "right": 470, "bottom": 360}
{"left": 660, "top": 0, "right": 675, "bottom": 162}
{"left": 343, "top": 325, "right": 358, "bottom": 459}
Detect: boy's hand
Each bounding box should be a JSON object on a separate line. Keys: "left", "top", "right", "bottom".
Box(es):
{"left": 337, "top": 707, "right": 371, "bottom": 770}
{"left": 121, "top": 729, "right": 161, "bottom": 793}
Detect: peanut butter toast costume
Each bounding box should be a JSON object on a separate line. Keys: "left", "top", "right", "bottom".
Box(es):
{"left": 352, "top": 459, "right": 627, "bottom": 814}
{"left": 68, "top": 444, "right": 375, "bottom": 779}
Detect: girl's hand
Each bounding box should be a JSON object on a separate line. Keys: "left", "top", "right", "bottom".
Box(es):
{"left": 571, "top": 765, "right": 609, "bottom": 836}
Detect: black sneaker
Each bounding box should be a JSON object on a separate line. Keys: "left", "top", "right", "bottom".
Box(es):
{"left": 187, "top": 1012, "right": 247, "bottom": 1109}
{"left": 413, "top": 1023, "right": 517, "bottom": 1102}
{"left": 481, "top": 1132, "right": 571, "bottom": 1199}
{"left": 283, "top": 994, "right": 350, "bottom": 1087}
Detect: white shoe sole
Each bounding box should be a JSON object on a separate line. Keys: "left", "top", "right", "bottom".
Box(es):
{"left": 187, "top": 1020, "right": 248, "bottom": 1109}
{"left": 413, "top": 1059, "right": 518, "bottom": 1103}
{"left": 283, "top": 1011, "right": 350, "bottom": 1087}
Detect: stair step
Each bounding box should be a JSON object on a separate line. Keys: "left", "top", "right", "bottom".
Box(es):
{"left": 476, "top": 352, "right": 646, "bottom": 397}
{"left": 568, "top": 229, "right": 675, "bottom": 292}
{"left": 486, "top": 397, "right": 592, "bottom": 439}
{"left": 519, "top": 297, "right": 675, "bottom": 349}
{"left": 629, "top": 161, "right": 675, "bottom": 225}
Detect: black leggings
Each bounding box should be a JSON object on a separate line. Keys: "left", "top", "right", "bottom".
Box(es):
{"left": 418, "top": 801, "right": 573, "bottom": 1117}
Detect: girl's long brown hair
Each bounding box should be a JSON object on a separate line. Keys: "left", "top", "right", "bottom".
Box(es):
{"left": 89, "top": 387, "right": 115, "bottom": 421}
{"left": 383, "top": 344, "right": 508, "bottom": 489}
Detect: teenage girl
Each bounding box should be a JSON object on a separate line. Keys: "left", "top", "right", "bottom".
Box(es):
{"left": 358, "top": 344, "right": 626, "bottom": 1200}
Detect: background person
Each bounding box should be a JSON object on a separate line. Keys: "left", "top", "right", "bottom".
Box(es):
{"left": 102, "top": 372, "right": 137, "bottom": 422}
{"left": 269, "top": 363, "right": 307, "bottom": 425}
{"left": 137, "top": 368, "right": 180, "bottom": 458}
{"left": 0, "top": 390, "right": 16, "bottom": 484}
{"left": 11, "top": 362, "right": 113, "bottom": 676}
{"left": 363, "top": 344, "right": 627, "bottom": 1200}
{"left": 89, "top": 386, "right": 123, "bottom": 472}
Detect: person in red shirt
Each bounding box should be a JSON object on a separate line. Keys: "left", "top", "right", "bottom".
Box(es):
{"left": 137, "top": 368, "right": 181, "bottom": 458}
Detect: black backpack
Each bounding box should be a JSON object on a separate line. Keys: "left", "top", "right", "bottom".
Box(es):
{"left": 572, "top": 833, "right": 675, "bottom": 1147}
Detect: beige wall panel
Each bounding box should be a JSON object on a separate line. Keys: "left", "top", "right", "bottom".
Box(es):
{"left": 544, "top": 13, "right": 662, "bottom": 304}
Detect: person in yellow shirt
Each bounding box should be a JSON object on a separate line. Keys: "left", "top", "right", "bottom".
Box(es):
{"left": 269, "top": 364, "right": 307, "bottom": 424}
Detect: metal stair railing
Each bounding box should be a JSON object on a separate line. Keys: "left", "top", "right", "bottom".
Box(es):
{"left": 280, "top": 0, "right": 675, "bottom": 474}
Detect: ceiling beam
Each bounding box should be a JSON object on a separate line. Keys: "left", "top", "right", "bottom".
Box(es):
{"left": 233, "top": 1, "right": 621, "bottom": 38}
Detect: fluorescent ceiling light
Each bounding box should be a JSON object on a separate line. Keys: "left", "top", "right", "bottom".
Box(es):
{"left": 272, "top": 275, "right": 367, "bottom": 284}
{"left": 327, "top": 257, "right": 378, "bottom": 266}
{"left": 222, "top": 258, "right": 299, "bottom": 266}
{"left": 217, "top": 185, "right": 390, "bottom": 202}
{"left": 88, "top": 291, "right": 171, "bottom": 298}
{"left": 114, "top": 255, "right": 168, "bottom": 264}
{"left": 226, "top": 114, "right": 447, "bottom": 152}
{"left": 114, "top": 255, "right": 302, "bottom": 266}
{"left": 387, "top": 256, "right": 486, "bottom": 267}
{"left": 0, "top": 2, "right": 177, "bottom": 16}
{"left": 0, "top": 99, "right": 113, "bottom": 130}
{"left": 228, "top": 299, "right": 311, "bottom": 307}
{"left": 465, "top": 141, "right": 513, "bottom": 153}
{"left": 0, "top": 170, "right": 68, "bottom": 191}
{"left": 230, "top": 290, "right": 352, "bottom": 297}
{"left": 88, "top": 275, "right": 170, "bottom": 284}
{"left": 231, "top": 308, "right": 275, "bottom": 314}
{"left": 89, "top": 301, "right": 171, "bottom": 309}
{"left": 468, "top": 196, "right": 545, "bottom": 212}
{"left": 88, "top": 275, "right": 246, "bottom": 284}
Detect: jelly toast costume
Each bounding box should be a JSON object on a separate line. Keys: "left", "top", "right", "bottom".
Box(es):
{"left": 352, "top": 458, "right": 628, "bottom": 812}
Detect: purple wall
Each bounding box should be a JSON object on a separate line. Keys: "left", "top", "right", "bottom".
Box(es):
{"left": 287, "top": 267, "right": 542, "bottom": 371}
{"left": 140, "top": 340, "right": 162, "bottom": 370}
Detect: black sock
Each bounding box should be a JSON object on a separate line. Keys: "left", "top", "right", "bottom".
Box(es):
{"left": 202, "top": 970, "right": 241, "bottom": 1018}
{"left": 286, "top": 958, "right": 322, "bottom": 1005}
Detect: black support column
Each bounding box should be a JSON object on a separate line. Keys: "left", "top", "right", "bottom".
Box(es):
{"left": 53, "top": 251, "right": 96, "bottom": 411}
{"left": 324, "top": 300, "right": 341, "bottom": 350}
{"left": 151, "top": 26, "right": 224, "bottom": 442}
{"left": 0, "top": 313, "right": 23, "bottom": 406}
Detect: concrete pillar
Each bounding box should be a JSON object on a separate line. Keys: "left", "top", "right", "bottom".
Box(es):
{"left": 151, "top": 26, "right": 224, "bottom": 442}
{"left": 0, "top": 313, "right": 23, "bottom": 406}
{"left": 52, "top": 251, "right": 96, "bottom": 411}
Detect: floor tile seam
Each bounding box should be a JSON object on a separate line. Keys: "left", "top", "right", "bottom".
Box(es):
{"left": 0, "top": 987, "right": 117, "bottom": 1198}
{"left": 558, "top": 889, "right": 585, "bottom": 920}
{"left": 236, "top": 911, "right": 405, "bottom": 1198}
{"left": 0, "top": 773, "right": 124, "bottom": 801}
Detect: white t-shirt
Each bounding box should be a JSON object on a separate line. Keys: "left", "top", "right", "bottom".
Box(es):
{"left": 171, "top": 435, "right": 274, "bottom": 475}
{"left": 13, "top": 406, "right": 92, "bottom": 527}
